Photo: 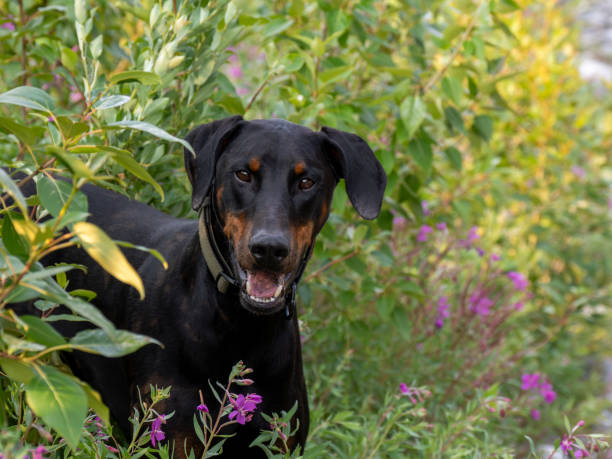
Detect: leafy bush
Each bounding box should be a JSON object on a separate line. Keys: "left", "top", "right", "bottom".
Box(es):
{"left": 0, "top": 0, "right": 610, "bottom": 457}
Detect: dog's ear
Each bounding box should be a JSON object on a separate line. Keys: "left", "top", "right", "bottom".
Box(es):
{"left": 184, "top": 115, "right": 244, "bottom": 210}
{"left": 319, "top": 126, "right": 387, "bottom": 220}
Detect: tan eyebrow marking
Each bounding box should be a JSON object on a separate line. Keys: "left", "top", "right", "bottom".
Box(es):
{"left": 249, "top": 158, "right": 260, "bottom": 172}
{"left": 294, "top": 162, "right": 306, "bottom": 175}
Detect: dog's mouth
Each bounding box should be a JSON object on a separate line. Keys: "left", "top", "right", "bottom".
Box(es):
{"left": 236, "top": 267, "right": 292, "bottom": 314}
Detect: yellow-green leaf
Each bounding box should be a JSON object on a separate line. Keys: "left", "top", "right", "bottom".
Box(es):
{"left": 73, "top": 222, "right": 145, "bottom": 299}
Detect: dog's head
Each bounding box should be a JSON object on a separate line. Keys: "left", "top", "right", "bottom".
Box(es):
{"left": 184, "top": 116, "right": 386, "bottom": 315}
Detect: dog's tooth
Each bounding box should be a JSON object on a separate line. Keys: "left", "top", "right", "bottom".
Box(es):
{"left": 246, "top": 278, "right": 252, "bottom": 296}
{"left": 274, "top": 284, "right": 282, "bottom": 298}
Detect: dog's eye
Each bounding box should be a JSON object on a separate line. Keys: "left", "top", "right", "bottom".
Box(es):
{"left": 299, "top": 178, "right": 314, "bottom": 190}
{"left": 235, "top": 170, "right": 251, "bottom": 182}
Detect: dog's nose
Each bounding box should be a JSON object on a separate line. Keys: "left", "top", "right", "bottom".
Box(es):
{"left": 249, "top": 231, "right": 290, "bottom": 268}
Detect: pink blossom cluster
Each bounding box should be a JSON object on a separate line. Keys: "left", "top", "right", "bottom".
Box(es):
{"left": 521, "top": 372, "right": 556, "bottom": 404}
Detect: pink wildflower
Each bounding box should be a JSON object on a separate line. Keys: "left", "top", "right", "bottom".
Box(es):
{"left": 31, "top": 446, "right": 47, "bottom": 459}
{"left": 469, "top": 292, "right": 494, "bottom": 316}
{"left": 150, "top": 415, "right": 165, "bottom": 447}
{"left": 475, "top": 247, "right": 485, "bottom": 257}
{"left": 417, "top": 225, "right": 433, "bottom": 242}
{"left": 228, "top": 65, "right": 243, "bottom": 79}
{"left": 507, "top": 271, "right": 528, "bottom": 291}
{"left": 530, "top": 409, "right": 540, "bottom": 420}
{"left": 229, "top": 393, "right": 262, "bottom": 425}
{"left": 521, "top": 373, "right": 540, "bottom": 390}
{"left": 560, "top": 434, "right": 573, "bottom": 453}
{"left": 197, "top": 403, "right": 209, "bottom": 413}
{"left": 421, "top": 201, "right": 430, "bottom": 216}
{"left": 436, "top": 222, "right": 447, "bottom": 231}
{"left": 1, "top": 22, "right": 15, "bottom": 31}
{"left": 490, "top": 253, "right": 501, "bottom": 262}
{"left": 69, "top": 86, "right": 83, "bottom": 103}
{"left": 435, "top": 296, "right": 450, "bottom": 329}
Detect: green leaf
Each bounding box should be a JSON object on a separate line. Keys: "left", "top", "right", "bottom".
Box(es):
{"left": 90, "top": 35, "right": 103, "bottom": 59}
{"left": 400, "top": 95, "right": 426, "bottom": 139}
{"left": 0, "top": 168, "right": 27, "bottom": 213}
{"left": 263, "top": 17, "right": 294, "bottom": 39}
{"left": 26, "top": 363, "right": 87, "bottom": 450}
{"left": 79, "top": 380, "right": 110, "bottom": 427}
{"left": 472, "top": 114, "right": 494, "bottom": 142}
{"left": 20, "top": 315, "right": 67, "bottom": 347}
{"left": 106, "top": 148, "right": 164, "bottom": 200}
{"left": 0, "top": 86, "right": 54, "bottom": 112}
{"left": 108, "top": 71, "right": 161, "bottom": 86}
{"left": 37, "top": 176, "right": 88, "bottom": 218}
{"left": 0, "top": 358, "right": 35, "bottom": 384}
{"left": 2, "top": 213, "right": 30, "bottom": 258}
{"left": 115, "top": 240, "right": 168, "bottom": 269}
{"left": 441, "top": 76, "right": 463, "bottom": 106}
{"left": 407, "top": 138, "right": 432, "bottom": 177}
{"left": 73, "top": 222, "right": 145, "bottom": 299}
{"left": 55, "top": 116, "right": 89, "bottom": 139}
{"left": 94, "top": 95, "right": 131, "bottom": 110}
{"left": 444, "top": 106, "right": 466, "bottom": 134}
{"left": 319, "top": 65, "right": 353, "bottom": 86}
{"left": 444, "top": 146, "right": 462, "bottom": 171}
{"left": 106, "top": 120, "right": 194, "bottom": 154}
{"left": 391, "top": 307, "right": 412, "bottom": 340}
{"left": 60, "top": 47, "right": 79, "bottom": 73}
{"left": 46, "top": 146, "right": 92, "bottom": 179}
{"left": 0, "top": 116, "right": 45, "bottom": 145}
{"left": 70, "top": 328, "right": 161, "bottom": 357}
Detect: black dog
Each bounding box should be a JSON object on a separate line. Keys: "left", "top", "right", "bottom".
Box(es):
{"left": 18, "top": 116, "right": 386, "bottom": 456}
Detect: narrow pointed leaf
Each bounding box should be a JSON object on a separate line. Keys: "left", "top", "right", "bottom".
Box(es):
{"left": 73, "top": 222, "right": 145, "bottom": 299}
{"left": 107, "top": 120, "right": 194, "bottom": 154}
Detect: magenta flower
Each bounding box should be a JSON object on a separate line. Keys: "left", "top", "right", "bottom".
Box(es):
{"left": 417, "top": 225, "right": 433, "bottom": 242}
{"left": 490, "top": 253, "right": 500, "bottom": 262}
{"left": 107, "top": 445, "right": 119, "bottom": 453}
{"left": 560, "top": 434, "right": 573, "bottom": 453}
{"left": 435, "top": 296, "right": 450, "bottom": 329}
{"left": 228, "top": 64, "right": 243, "bottom": 79}
{"left": 31, "top": 446, "right": 47, "bottom": 459}
{"left": 421, "top": 200, "right": 430, "bottom": 216}
{"left": 459, "top": 226, "right": 480, "bottom": 248}
{"left": 540, "top": 383, "right": 556, "bottom": 404}
{"left": 530, "top": 409, "right": 540, "bottom": 420}
{"left": 507, "top": 271, "right": 528, "bottom": 291}
{"left": 1, "top": 22, "right": 15, "bottom": 31}
{"left": 229, "top": 393, "right": 262, "bottom": 425}
{"left": 392, "top": 215, "right": 407, "bottom": 230}
{"left": 399, "top": 383, "right": 409, "bottom": 394}
{"left": 475, "top": 247, "right": 485, "bottom": 257}
{"left": 575, "top": 449, "right": 590, "bottom": 458}
{"left": 69, "top": 86, "right": 83, "bottom": 103}
{"left": 521, "top": 373, "right": 540, "bottom": 390}
{"left": 150, "top": 415, "right": 165, "bottom": 447}
{"left": 436, "top": 222, "right": 447, "bottom": 231}
{"left": 469, "top": 292, "right": 494, "bottom": 316}
{"left": 571, "top": 165, "right": 586, "bottom": 178}
{"left": 197, "top": 403, "right": 209, "bottom": 413}
{"left": 514, "top": 301, "right": 524, "bottom": 310}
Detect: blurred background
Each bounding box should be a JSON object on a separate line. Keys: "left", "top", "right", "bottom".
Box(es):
{"left": 0, "top": 0, "right": 611, "bottom": 456}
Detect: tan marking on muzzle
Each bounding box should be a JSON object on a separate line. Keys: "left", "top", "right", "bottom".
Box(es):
{"left": 289, "top": 221, "right": 314, "bottom": 270}
{"left": 216, "top": 186, "right": 224, "bottom": 209}
{"left": 223, "top": 212, "right": 254, "bottom": 267}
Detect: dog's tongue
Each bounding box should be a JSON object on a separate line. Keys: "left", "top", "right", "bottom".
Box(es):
{"left": 247, "top": 271, "right": 280, "bottom": 299}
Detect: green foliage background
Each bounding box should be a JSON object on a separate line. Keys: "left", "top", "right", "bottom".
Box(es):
{"left": 0, "top": 0, "right": 610, "bottom": 456}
